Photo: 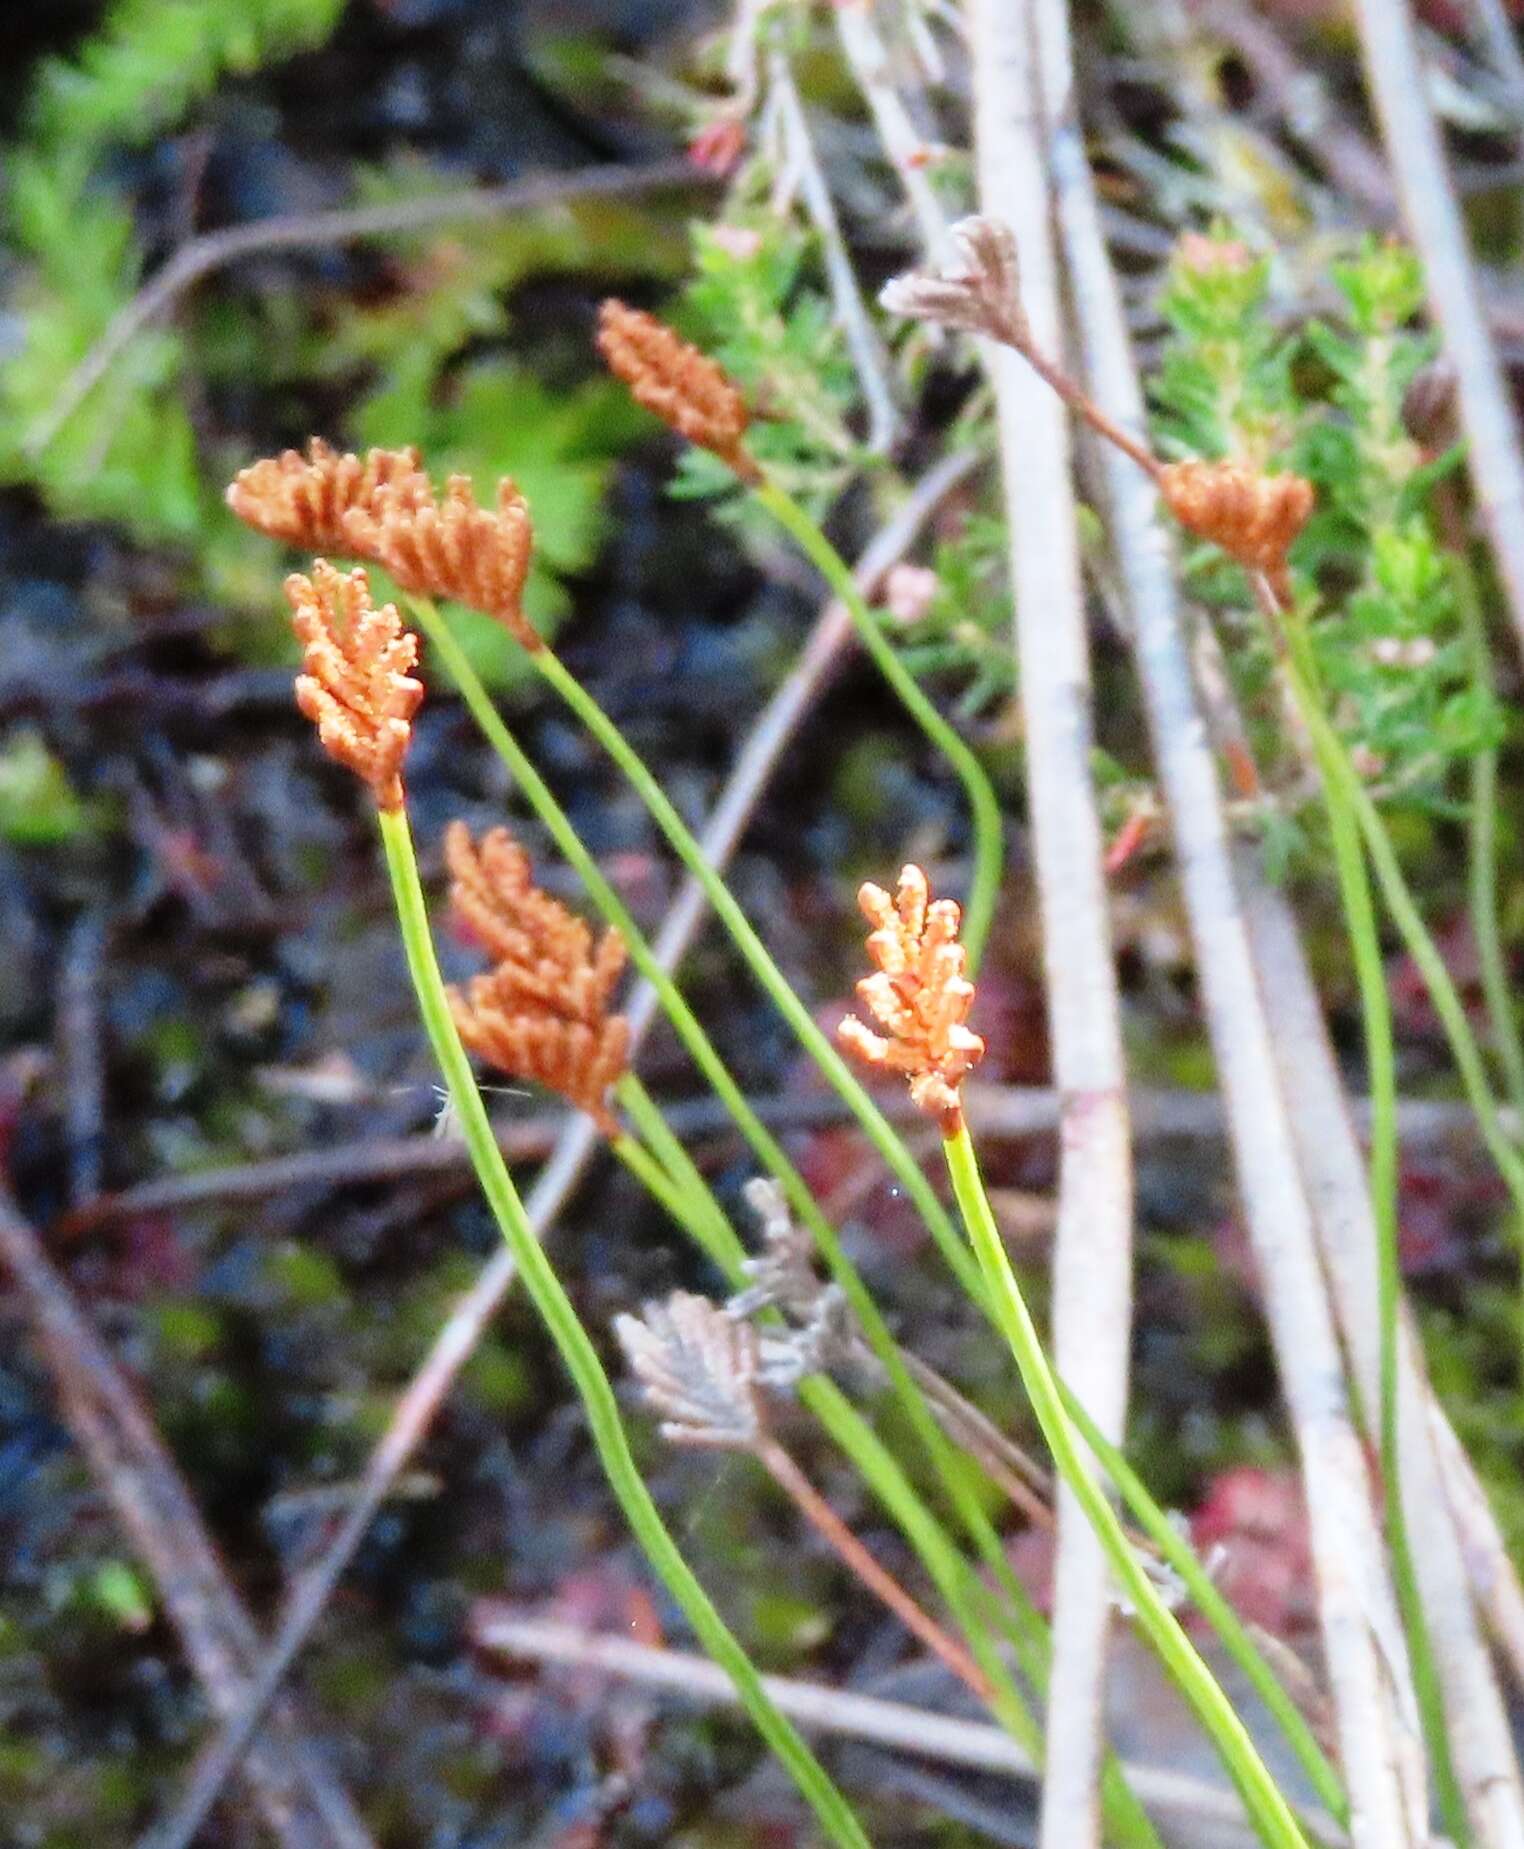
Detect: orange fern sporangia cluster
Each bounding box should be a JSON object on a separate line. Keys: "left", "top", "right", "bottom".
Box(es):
{"left": 285, "top": 562, "right": 423, "bottom": 811}
{"left": 1159, "top": 459, "right": 1315, "bottom": 595}
{"left": 596, "top": 298, "right": 758, "bottom": 481}
{"left": 444, "top": 821, "right": 629, "bottom": 1135}
{"left": 342, "top": 473, "right": 539, "bottom": 650}
{"left": 226, "top": 439, "right": 430, "bottom": 551}
{"left": 837, "top": 865, "right": 984, "bottom": 1133}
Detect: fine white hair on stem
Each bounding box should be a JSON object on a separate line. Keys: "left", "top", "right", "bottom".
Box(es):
{"left": 1032, "top": 0, "right": 1431, "bottom": 1840}
{"left": 1349, "top": 0, "right": 1524, "bottom": 665}
{"left": 970, "top": 4, "right": 1136, "bottom": 1844}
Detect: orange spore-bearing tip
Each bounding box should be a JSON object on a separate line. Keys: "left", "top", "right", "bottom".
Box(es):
{"left": 444, "top": 821, "right": 630, "bottom": 1136}
{"left": 285, "top": 561, "right": 423, "bottom": 811}
{"left": 596, "top": 298, "right": 758, "bottom": 482}
{"left": 343, "top": 473, "right": 540, "bottom": 651}
{"left": 227, "top": 439, "right": 431, "bottom": 551}
{"left": 837, "top": 864, "right": 985, "bottom": 1135}
{"left": 1158, "top": 458, "right": 1314, "bottom": 596}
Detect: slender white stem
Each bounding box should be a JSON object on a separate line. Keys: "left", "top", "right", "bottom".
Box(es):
{"left": 832, "top": 3, "right": 952, "bottom": 258}
{"left": 770, "top": 55, "right": 899, "bottom": 454}
{"left": 1351, "top": 0, "right": 1524, "bottom": 662}
{"left": 1035, "top": 7, "right": 1428, "bottom": 1838}
{"left": 968, "top": 4, "right": 1135, "bottom": 1843}
{"left": 474, "top": 1616, "right": 1348, "bottom": 1844}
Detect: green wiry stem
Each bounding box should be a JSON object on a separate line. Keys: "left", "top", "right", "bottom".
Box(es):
{"left": 612, "top": 1069, "right": 1161, "bottom": 1847}
{"left": 530, "top": 641, "right": 989, "bottom": 1307}
{"left": 408, "top": 598, "right": 1071, "bottom": 1773}
{"left": 1459, "top": 559, "right": 1524, "bottom": 1114}
{"left": 375, "top": 802, "right": 869, "bottom": 1848}
{"left": 942, "top": 1120, "right": 1312, "bottom": 1849}
{"left": 1060, "top": 1390, "right": 1346, "bottom": 1821}
{"left": 1277, "top": 624, "right": 1468, "bottom": 1845}
{"left": 750, "top": 475, "right": 1004, "bottom": 971}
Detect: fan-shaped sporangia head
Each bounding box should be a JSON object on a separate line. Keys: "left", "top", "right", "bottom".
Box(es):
{"left": 443, "top": 821, "right": 629, "bottom": 1134}
{"left": 836, "top": 864, "right": 985, "bottom": 1134}
{"left": 227, "top": 439, "right": 430, "bottom": 552}
{"left": 284, "top": 561, "right": 423, "bottom": 811}
{"left": 596, "top": 298, "right": 758, "bottom": 482}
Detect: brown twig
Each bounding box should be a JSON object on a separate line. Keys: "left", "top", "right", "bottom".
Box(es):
{"left": 615, "top": 1290, "right": 995, "bottom": 1703}
{"left": 0, "top": 1186, "right": 372, "bottom": 1849}
{"left": 133, "top": 450, "right": 977, "bottom": 1849}
{"left": 1034, "top": 8, "right": 1429, "bottom": 1838}
{"left": 27, "top": 159, "right": 710, "bottom": 460}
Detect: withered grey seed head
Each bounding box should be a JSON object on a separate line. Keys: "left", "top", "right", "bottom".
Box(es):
{"left": 879, "top": 215, "right": 1027, "bottom": 348}
{"left": 728, "top": 1176, "right": 821, "bottom": 1322}
{"left": 614, "top": 1291, "right": 763, "bottom": 1451}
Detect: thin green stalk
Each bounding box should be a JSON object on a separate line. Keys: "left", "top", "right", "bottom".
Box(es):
{"left": 610, "top": 1129, "right": 714, "bottom": 1249}
{"left": 529, "top": 642, "right": 991, "bottom": 1312}
{"left": 1277, "top": 641, "right": 1524, "bottom": 1234}
{"left": 615, "top": 1072, "right": 736, "bottom": 1268}
{"left": 1459, "top": 558, "right": 1524, "bottom": 1113}
{"left": 1278, "top": 627, "right": 1468, "bottom": 1844}
{"left": 943, "top": 1120, "right": 1312, "bottom": 1849}
{"left": 375, "top": 802, "right": 869, "bottom": 1848}
{"left": 613, "top": 1074, "right": 1162, "bottom": 1848}
{"left": 750, "top": 476, "right": 1004, "bottom": 970}
{"left": 1057, "top": 1389, "right": 1346, "bottom": 1825}
{"left": 407, "top": 598, "right": 1071, "bottom": 1776}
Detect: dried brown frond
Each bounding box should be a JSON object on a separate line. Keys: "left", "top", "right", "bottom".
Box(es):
{"left": 343, "top": 474, "right": 539, "bottom": 650}
{"left": 613, "top": 1291, "right": 764, "bottom": 1450}
{"left": 444, "top": 821, "right": 628, "bottom": 1134}
{"left": 596, "top": 299, "right": 757, "bottom": 481}
{"left": 227, "top": 439, "right": 430, "bottom": 551}
{"left": 1159, "top": 459, "right": 1315, "bottom": 595}
{"left": 837, "top": 865, "right": 984, "bottom": 1134}
{"left": 879, "top": 215, "right": 1027, "bottom": 348}
{"left": 285, "top": 562, "right": 423, "bottom": 810}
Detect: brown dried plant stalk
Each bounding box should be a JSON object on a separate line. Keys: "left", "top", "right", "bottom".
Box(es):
{"left": 445, "top": 822, "right": 629, "bottom": 1136}
{"left": 597, "top": 299, "right": 760, "bottom": 482}
{"left": 881, "top": 215, "right": 1315, "bottom": 591}
{"left": 615, "top": 1292, "right": 994, "bottom": 1703}
{"left": 837, "top": 865, "right": 985, "bottom": 1134}
{"left": 285, "top": 561, "right": 423, "bottom": 811}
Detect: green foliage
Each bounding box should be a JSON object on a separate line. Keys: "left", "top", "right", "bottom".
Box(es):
{"left": 0, "top": 0, "right": 347, "bottom": 537}
{"left": 1153, "top": 229, "right": 1498, "bottom": 812}
{"left": 0, "top": 731, "right": 93, "bottom": 844}
{"left": 884, "top": 508, "right": 1016, "bottom": 717}
{"left": 674, "top": 219, "right": 862, "bottom": 514}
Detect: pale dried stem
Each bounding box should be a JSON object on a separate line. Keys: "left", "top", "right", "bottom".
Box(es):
{"left": 1035, "top": 5, "right": 1428, "bottom": 1838}
{"left": 831, "top": 1, "right": 954, "bottom": 258}
{"left": 769, "top": 54, "right": 899, "bottom": 454}
{"left": 137, "top": 452, "right": 974, "bottom": 1841}
{"left": 1191, "top": 601, "right": 1524, "bottom": 1848}
{"left": 1349, "top": 0, "right": 1524, "bottom": 664}
{"left": 961, "top": 6, "right": 1137, "bottom": 1844}
{"left": 475, "top": 1615, "right": 1346, "bottom": 1844}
